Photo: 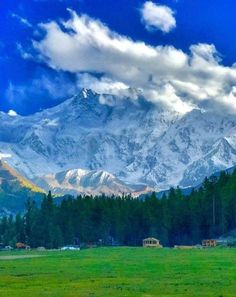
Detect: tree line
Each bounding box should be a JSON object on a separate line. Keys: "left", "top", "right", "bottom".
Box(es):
{"left": 1, "top": 170, "right": 236, "bottom": 248}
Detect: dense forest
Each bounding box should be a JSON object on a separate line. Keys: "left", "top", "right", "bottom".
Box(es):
{"left": 1, "top": 169, "right": 236, "bottom": 248}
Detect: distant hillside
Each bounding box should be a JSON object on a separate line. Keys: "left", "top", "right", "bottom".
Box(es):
{"left": 0, "top": 161, "right": 44, "bottom": 214}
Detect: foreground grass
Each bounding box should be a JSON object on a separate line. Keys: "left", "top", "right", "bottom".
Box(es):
{"left": 0, "top": 247, "right": 235, "bottom": 297}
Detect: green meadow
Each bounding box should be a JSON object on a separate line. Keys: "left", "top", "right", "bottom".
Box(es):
{"left": 0, "top": 247, "right": 235, "bottom": 297}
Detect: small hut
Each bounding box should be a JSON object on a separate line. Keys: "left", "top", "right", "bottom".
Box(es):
{"left": 202, "top": 239, "right": 217, "bottom": 247}
{"left": 16, "top": 242, "right": 30, "bottom": 250}
{"left": 143, "top": 237, "right": 162, "bottom": 248}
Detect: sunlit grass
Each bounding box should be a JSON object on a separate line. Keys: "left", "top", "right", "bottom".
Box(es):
{"left": 0, "top": 247, "right": 234, "bottom": 297}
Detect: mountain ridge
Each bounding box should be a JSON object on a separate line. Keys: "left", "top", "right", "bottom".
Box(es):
{"left": 33, "top": 167, "right": 151, "bottom": 197}
{"left": 1, "top": 89, "right": 236, "bottom": 193}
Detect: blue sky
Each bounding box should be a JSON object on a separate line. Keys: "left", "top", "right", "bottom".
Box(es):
{"left": 1, "top": 0, "right": 236, "bottom": 115}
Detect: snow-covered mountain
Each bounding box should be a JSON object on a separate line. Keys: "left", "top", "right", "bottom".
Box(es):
{"left": 1, "top": 88, "right": 236, "bottom": 193}
{"left": 33, "top": 168, "right": 150, "bottom": 196}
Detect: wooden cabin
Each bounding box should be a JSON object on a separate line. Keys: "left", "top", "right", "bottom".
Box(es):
{"left": 16, "top": 242, "right": 30, "bottom": 250}
{"left": 202, "top": 239, "right": 217, "bottom": 247}
{"left": 143, "top": 237, "right": 162, "bottom": 248}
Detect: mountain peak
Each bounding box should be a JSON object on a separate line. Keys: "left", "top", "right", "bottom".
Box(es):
{"left": 80, "top": 88, "right": 96, "bottom": 98}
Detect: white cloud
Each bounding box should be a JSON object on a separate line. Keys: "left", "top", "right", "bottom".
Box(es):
{"left": 0, "top": 153, "right": 11, "bottom": 160}
{"left": 76, "top": 73, "right": 135, "bottom": 97}
{"left": 32, "top": 10, "right": 236, "bottom": 114}
{"left": 11, "top": 13, "right": 32, "bottom": 28}
{"left": 141, "top": 1, "right": 176, "bottom": 33}
{"left": 8, "top": 110, "right": 18, "bottom": 117}
{"left": 16, "top": 43, "right": 34, "bottom": 60}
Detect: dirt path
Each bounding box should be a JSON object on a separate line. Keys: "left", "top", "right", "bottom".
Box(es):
{"left": 0, "top": 255, "right": 44, "bottom": 260}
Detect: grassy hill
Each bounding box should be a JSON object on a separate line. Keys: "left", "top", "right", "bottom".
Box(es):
{"left": 0, "top": 247, "right": 235, "bottom": 297}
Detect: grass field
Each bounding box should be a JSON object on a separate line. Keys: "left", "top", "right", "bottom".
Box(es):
{"left": 0, "top": 247, "right": 235, "bottom": 297}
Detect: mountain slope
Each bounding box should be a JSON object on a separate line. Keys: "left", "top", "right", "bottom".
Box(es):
{"left": 0, "top": 160, "right": 44, "bottom": 214}
{"left": 0, "top": 160, "right": 43, "bottom": 193}
{"left": 1, "top": 89, "right": 236, "bottom": 191}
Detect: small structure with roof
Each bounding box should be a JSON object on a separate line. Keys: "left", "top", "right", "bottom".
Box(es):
{"left": 143, "top": 237, "right": 162, "bottom": 248}
{"left": 16, "top": 242, "right": 30, "bottom": 250}
{"left": 202, "top": 239, "right": 217, "bottom": 247}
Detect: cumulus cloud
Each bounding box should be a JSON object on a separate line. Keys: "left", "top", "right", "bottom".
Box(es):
{"left": 32, "top": 10, "right": 236, "bottom": 114}
{"left": 141, "top": 1, "right": 176, "bottom": 33}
